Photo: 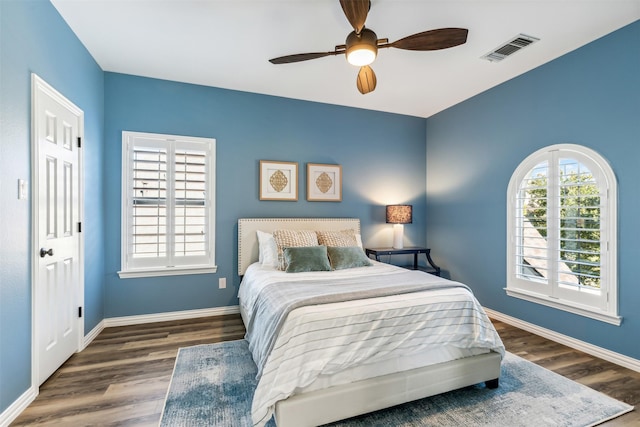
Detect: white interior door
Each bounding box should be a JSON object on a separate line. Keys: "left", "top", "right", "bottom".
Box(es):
{"left": 32, "top": 75, "right": 84, "bottom": 385}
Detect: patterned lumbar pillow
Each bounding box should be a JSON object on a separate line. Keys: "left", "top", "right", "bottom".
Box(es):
{"left": 316, "top": 230, "right": 358, "bottom": 247}
{"left": 272, "top": 229, "right": 319, "bottom": 270}
{"left": 284, "top": 246, "right": 332, "bottom": 273}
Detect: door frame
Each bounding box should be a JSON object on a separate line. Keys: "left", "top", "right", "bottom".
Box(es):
{"left": 30, "top": 73, "right": 85, "bottom": 388}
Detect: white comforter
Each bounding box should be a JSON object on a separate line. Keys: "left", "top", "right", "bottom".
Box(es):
{"left": 238, "top": 262, "right": 505, "bottom": 427}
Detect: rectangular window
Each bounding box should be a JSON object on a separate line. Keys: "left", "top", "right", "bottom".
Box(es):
{"left": 119, "top": 131, "right": 216, "bottom": 278}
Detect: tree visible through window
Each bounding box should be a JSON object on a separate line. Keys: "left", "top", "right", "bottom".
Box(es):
{"left": 520, "top": 160, "right": 601, "bottom": 289}
{"left": 507, "top": 144, "right": 619, "bottom": 325}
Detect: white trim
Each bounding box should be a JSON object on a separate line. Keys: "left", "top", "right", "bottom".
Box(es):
{"left": 118, "top": 265, "right": 217, "bottom": 279}
{"left": 485, "top": 308, "right": 640, "bottom": 373}
{"left": 505, "top": 288, "right": 622, "bottom": 325}
{"left": 506, "top": 143, "right": 618, "bottom": 322}
{"left": 83, "top": 305, "right": 237, "bottom": 346}
{"left": 82, "top": 320, "right": 105, "bottom": 350}
{"left": 0, "top": 387, "right": 38, "bottom": 427}
{"left": 120, "top": 131, "right": 216, "bottom": 276}
{"left": 30, "top": 74, "right": 85, "bottom": 391}
{"left": 103, "top": 305, "right": 240, "bottom": 328}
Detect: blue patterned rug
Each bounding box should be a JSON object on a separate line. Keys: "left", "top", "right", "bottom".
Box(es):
{"left": 160, "top": 340, "right": 633, "bottom": 427}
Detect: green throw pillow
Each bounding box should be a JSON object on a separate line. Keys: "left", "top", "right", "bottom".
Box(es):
{"left": 327, "top": 246, "right": 372, "bottom": 270}
{"left": 284, "top": 246, "right": 332, "bottom": 273}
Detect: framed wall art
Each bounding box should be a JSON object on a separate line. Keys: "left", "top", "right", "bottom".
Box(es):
{"left": 259, "top": 160, "right": 298, "bottom": 201}
{"left": 307, "top": 163, "right": 342, "bottom": 202}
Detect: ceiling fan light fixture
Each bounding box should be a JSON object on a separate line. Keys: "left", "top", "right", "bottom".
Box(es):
{"left": 347, "top": 47, "right": 376, "bottom": 66}
{"left": 346, "top": 28, "right": 378, "bottom": 66}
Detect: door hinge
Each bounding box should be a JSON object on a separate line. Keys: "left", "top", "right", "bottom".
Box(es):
{"left": 78, "top": 307, "right": 82, "bottom": 318}
{"left": 77, "top": 136, "right": 82, "bottom": 148}
{"left": 78, "top": 222, "right": 82, "bottom": 233}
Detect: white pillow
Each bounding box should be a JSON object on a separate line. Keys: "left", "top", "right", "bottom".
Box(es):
{"left": 256, "top": 230, "right": 278, "bottom": 269}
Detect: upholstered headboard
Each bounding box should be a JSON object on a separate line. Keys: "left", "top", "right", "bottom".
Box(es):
{"left": 237, "top": 218, "right": 361, "bottom": 275}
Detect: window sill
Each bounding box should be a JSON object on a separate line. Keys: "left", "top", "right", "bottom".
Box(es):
{"left": 118, "top": 266, "right": 217, "bottom": 279}
{"left": 505, "top": 288, "right": 622, "bottom": 326}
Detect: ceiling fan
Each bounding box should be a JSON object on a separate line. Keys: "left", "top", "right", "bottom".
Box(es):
{"left": 269, "top": 0, "right": 469, "bottom": 95}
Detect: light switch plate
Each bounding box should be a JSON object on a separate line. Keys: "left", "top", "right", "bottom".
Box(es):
{"left": 18, "top": 179, "right": 28, "bottom": 200}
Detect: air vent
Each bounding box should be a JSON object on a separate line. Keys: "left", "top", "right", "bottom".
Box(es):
{"left": 481, "top": 34, "right": 540, "bottom": 62}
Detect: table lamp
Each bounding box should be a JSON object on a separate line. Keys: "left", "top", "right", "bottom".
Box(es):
{"left": 386, "top": 205, "right": 412, "bottom": 249}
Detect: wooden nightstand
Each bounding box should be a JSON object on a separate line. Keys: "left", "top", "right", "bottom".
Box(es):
{"left": 365, "top": 247, "right": 441, "bottom": 276}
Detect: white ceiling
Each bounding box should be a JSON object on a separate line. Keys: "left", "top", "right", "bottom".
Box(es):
{"left": 51, "top": 0, "right": 639, "bottom": 118}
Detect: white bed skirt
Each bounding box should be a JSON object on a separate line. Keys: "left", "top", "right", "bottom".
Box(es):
{"left": 275, "top": 351, "right": 502, "bottom": 427}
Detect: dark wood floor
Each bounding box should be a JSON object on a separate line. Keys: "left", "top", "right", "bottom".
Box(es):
{"left": 11, "top": 315, "right": 639, "bottom": 426}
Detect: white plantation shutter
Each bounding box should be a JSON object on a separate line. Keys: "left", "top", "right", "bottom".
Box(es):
{"left": 507, "top": 144, "right": 619, "bottom": 325}
{"left": 132, "top": 146, "right": 168, "bottom": 260}
{"left": 174, "top": 149, "right": 208, "bottom": 257}
{"left": 120, "top": 132, "right": 216, "bottom": 278}
{"left": 557, "top": 158, "right": 602, "bottom": 295}
{"left": 515, "top": 161, "right": 550, "bottom": 285}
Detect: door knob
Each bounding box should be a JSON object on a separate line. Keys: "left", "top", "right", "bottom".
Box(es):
{"left": 40, "top": 248, "right": 53, "bottom": 258}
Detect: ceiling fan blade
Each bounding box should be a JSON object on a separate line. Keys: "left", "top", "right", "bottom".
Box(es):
{"left": 389, "top": 28, "right": 469, "bottom": 51}
{"left": 269, "top": 51, "right": 340, "bottom": 64}
{"left": 356, "top": 65, "right": 376, "bottom": 94}
{"left": 340, "top": 0, "right": 370, "bottom": 34}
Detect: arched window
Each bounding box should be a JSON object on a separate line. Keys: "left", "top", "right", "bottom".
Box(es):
{"left": 506, "top": 144, "right": 620, "bottom": 325}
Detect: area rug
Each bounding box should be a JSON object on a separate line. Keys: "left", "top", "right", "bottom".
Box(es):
{"left": 160, "top": 340, "right": 633, "bottom": 427}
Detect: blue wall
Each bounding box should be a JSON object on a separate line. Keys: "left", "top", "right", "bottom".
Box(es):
{"left": 1, "top": 2, "right": 426, "bottom": 415}
{"left": 426, "top": 21, "right": 640, "bottom": 360}
{"left": 103, "top": 73, "right": 427, "bottom": 317}
{"left": 0, "top": 0, "right": 105, "bottom": 413}
{"left": 2, "top": 0, "right": 637, "bottom": 420}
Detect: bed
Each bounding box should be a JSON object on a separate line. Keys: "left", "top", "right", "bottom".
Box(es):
{"left": 238, "top": 218, "right": 504, "bottom": 427}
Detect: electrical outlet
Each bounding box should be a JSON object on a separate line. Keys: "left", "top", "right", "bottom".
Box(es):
{"left": 218, "top": 277, "right": 226, "bottom": 289}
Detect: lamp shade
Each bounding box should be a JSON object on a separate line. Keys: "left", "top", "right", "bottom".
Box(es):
{"left": 386, "top": 205, "right": 412, "bottom": 224}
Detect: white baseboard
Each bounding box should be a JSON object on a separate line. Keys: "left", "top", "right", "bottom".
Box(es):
{"left": 103, "top": 305, "right": 240, "bottom": 328}
{"left": 0, "top": 387, "right": 37, "bottom": 427}
{"left": 83, "top": 306, "right": 241, "bottom": 340}
{"left": 485, "top": 307, "right": 640, "bottom": 373}
{"left": 82, "top": 319, "right": 105, "bottom": 350}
